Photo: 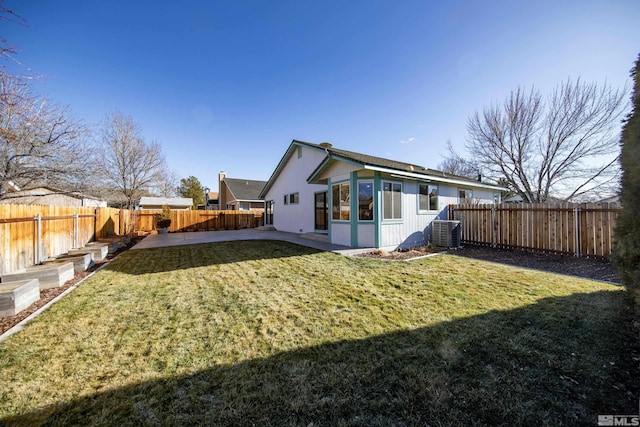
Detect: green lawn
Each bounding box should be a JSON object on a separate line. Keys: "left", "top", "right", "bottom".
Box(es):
{"left": 0, "top": 240, "right": 637, "bottom": 426}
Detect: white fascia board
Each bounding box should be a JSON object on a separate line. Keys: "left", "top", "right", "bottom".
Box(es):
{"left": 363, "top": 165, "right": 508, "bottom": 191}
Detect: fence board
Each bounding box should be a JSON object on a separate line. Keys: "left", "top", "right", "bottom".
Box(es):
{"left": 449, "top": 203, "right": 621, "bottom": 258}
{"left": 0, "top": 205, "right": 264, "bottom": 274}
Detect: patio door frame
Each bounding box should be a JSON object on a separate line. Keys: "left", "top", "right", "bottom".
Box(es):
{"left": 314, "top": 191, "right": 328, "bottom": 232}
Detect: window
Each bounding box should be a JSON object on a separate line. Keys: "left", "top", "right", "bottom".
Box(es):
{"left": 419, "top": 183, "right": 438, "bottom": 211}
{"left": 239, "top": 202, "right": 251, "bottom": 211}
{"left": 284, "top": 193, "right": 299, "bottom": 205}
{"left": 383, "top": 181, "right": 402, "bottom": 220}
{"left": 459, "top": 189, "right": 473, "bottom": 204}
{"left": 358, "top": 181, "right": 373, "bottom": 221}
{"left": 331, "top": 182, "right": 350, "bottom": 221}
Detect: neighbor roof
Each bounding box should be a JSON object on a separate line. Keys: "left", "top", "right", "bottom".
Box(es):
{"left": 138, "top": 197, "right": 193, "bottom": 207}
{"left": 223, "top": 178, "right": 266, "bottom": 202}
{"left": 0, "top": 186, "right": 104, "bottom": 202}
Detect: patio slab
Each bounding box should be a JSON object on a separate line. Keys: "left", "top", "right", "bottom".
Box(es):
{"left": 131, "top": 229, "right": 363, "bottom": 255}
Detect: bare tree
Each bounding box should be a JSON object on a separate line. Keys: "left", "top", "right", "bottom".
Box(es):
{"left": 156, "top": 169, "right": 178, "bottom": 198}
{"left": 466, "top": 79, "right": 627, "bottom": 202}
{"left": 98, "top": 111, "right": 168, "bottom": 208}
{"left": 438, "top": 140, "right": 481, "bottom": 179}
{"left": 1, "top": 1, "right": 39, "bottom": 80}
{"left": 0, "top": 76, "right": 91, "bottom": 196}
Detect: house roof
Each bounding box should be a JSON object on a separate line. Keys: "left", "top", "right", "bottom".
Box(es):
{"left": 259, "top": 140, "right": 507, "bottom": 198}
{"left": 0, "top": 186, "right": 104, "bottom": 202}
{"left": 259, "top": 140, "right": 329, "bottom": 198}
{"left": 223, "top": 178, "right": 266, "bottom": 202}
{"left": 138, "top": 196, "right": 193, "bottom": 207}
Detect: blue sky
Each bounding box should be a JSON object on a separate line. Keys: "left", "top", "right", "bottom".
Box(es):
{"left": 5, "top": 0, "right": 639, "bottom": 192}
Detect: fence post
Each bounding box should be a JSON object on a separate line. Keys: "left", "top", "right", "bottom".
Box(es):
{"left": 34, "top": 213, "right": 42, "bottom": 264}
{"left": 93, "top": 208, "right": 98, "bottom": 241}
{"left": 73, "top": 213, "right": 79, "bottom": 248}
{"left": 574, "top": 206, "right": 581, "bottom": 257}
{"left": 492, "top": 204, "right": 497, "bottom": 248}
{"left": 119, "top": 208, "right": 125, "bottom": 236}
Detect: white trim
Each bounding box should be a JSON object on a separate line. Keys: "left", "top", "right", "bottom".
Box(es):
{"left": 363, "top": 166, "right": 506, "bottom": 191}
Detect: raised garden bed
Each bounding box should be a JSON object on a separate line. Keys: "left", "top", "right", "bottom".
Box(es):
{"left": 0, "top": 279, "right": 40, "bottom": 317}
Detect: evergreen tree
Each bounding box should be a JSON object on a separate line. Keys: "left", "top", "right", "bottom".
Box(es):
{"left": 177, "top": 175, "right": 205, "bottom": 209}
{"left": 613, "top": 54, "right": 640, "bottom": 310}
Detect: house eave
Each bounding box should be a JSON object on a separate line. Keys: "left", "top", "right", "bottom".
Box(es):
{"left": 307, "top": 155, "right": 365, "bottom": 184}
{"left": 364, "top": 165, "right": 508, "bottom": 191}
{"left": 259, "top": 140, "right": 329, "bottom": 199}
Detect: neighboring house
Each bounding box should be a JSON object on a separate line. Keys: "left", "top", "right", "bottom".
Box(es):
{"left": 0, "top": 187, "right": 107, "bottom": 207}
{"left": 503, "top": 194, "right": 566, "bottom": 204}
{"left": 138, "top": 197, "right": 193, "bottom": 210}
{"left": 598, "top": 195, "right": 620, "bottom": 205}
{"left": 205, "top": 191, "right": 220, "bottom": 210}
{"left": 259, "top": 140, "right": 506, "bottom": 250}
{"left": 218, "top": 172, "right": 266, "bottom": 210}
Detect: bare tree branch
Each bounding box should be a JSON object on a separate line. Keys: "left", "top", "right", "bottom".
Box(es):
{"left": 98, "top": 111, "right": 169, "bottom": 208}
{"left": 0, "top": 76, "right": 91, "bottom": 196}
{"left": 465, "top": 78, "right": 627, "bottom": 202}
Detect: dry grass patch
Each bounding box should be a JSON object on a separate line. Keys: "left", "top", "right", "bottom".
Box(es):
{"left": 0, "top": 240, "right": 637, "bottom": 426}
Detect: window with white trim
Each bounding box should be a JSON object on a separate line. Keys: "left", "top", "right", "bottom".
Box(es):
{"left": 382, "top": 181, "right": 402, "bottom": 220}
{"left": 331, "top": 182, "right": 350, "bottom": 221}
{"left": 419, "top": 183, "right": 438, "bottom": 211}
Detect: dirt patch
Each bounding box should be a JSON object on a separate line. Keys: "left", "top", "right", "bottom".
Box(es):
{"left": 0, "top": 237, "right": 144, "bottom": 336}
{"left": 355, "top": 246, "right": 444, "bottom": 260}
{"left": 356, "top": 244, "right": 620, "bottom": 283}
{"left": 454, "top": 245, "right": 620, "bottom": 283}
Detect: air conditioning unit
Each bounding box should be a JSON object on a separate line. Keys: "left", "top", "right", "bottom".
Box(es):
{"left": 432, "top": 220, "right": 461, "bottom": 248}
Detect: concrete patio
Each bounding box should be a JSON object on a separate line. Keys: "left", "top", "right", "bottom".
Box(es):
{"left": 132, "top": 229, "right": 371, "bottom": 256}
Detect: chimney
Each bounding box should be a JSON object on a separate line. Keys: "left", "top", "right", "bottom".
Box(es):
{"left": 477, "top": 173, "right": 482, "bottom": 182}
{"left": 319, "top": 142, "right": 333, "bottom": 149}
{"left": 219, "top": 171, "right": 227, "bottom": 208}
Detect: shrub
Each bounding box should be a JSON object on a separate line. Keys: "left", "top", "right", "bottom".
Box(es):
{"left": 156, "top": 205, "right": 172, "bottom": 229}
{"left": 612, "top": 54, "right": 640, "bottom": 313}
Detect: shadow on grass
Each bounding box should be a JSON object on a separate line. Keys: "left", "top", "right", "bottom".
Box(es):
{"left": 3, "top": 291, "right": 638, "bottom": 426}
{"left": 104, "top": 240, "right": 325, "bottom": 275}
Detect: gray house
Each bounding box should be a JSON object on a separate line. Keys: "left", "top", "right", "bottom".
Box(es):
{"left": 260, "top": 140, "right": 506, "bottom": 249}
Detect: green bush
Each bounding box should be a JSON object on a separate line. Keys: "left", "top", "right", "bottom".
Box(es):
{"left": 612, "top": 54, "right": 640, "bottom": 312}
{"left": 156, "top": 205, "right": 172, "bottom": 229}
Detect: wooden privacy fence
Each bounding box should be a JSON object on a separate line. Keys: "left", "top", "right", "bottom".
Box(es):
{"left": 133, "top": 210, "right": 264, "bottom": 232}
{"left": 448, "top": 203, "right": 621, "bottom": 258}
{"left": 0, "top": 205, "right": 264, "bottom": 274}
{"left": 0, "top": 205, "right": 123, "bottom": 275}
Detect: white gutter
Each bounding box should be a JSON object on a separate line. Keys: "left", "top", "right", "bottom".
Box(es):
{"left": 363, "top": 165, "right": 507, "bottom": 191}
